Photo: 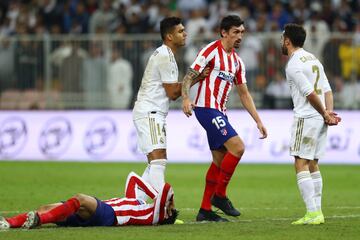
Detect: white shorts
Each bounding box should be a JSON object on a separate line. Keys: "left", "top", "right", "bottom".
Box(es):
{"left": 290, "top": 117, "right": 328, "bottom": 160}
{"left": 133, "top": 112, "right": 167, "bottom": 154}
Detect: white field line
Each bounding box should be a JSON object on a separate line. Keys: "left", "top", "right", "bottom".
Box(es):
{"left": 183, "top": 214, "right": 360, "bottom": 224}
{"left": 178, "top": 206, "right": 360, "bottom": 211}
{"left": 2, "top": 206, "right": 360, "bottom": 215}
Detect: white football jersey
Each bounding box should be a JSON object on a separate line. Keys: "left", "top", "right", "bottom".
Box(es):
{"left": 133, "top": 45, "right": 178, "bottom": 119}
{"left": 285, "top": 48, "right": 332, "bottom": 118}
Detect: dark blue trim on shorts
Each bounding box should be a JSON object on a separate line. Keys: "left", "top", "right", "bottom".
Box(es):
{"left": 194, "top": 107, "right": 238, "bottom": 150}
{"left": 56, "top": 198, "right": 115, "bottom": 227}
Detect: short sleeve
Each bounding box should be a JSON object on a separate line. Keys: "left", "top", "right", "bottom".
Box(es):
{"left": 190, "top": 41, "right": 218, "bottom": 73}
{"left": 286, "top": 66, "right": 313, "bottom": 96}
{"left": 157, "top": 53, "right": 178, "bottom": 84}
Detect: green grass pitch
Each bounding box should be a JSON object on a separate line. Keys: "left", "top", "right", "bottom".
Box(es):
{"left": 0, "top": 161, "right": 359, "bottom": 240}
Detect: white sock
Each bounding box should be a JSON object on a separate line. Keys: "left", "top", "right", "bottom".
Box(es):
{"left": 149, "top": 159, "right": 167, "bottom": 192}
{"left": 311, "top": 171, "right": 323, "bottom": 211}
{"left": 135, "top": 164, "right": 151, "bottom": 201}
{"left": 296, "top": 171, "right": 317, "bottom": 213}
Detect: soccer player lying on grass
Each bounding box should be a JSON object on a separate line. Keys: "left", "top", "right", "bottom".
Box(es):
{"left": 0, "top": 172, "right": 178, "bottom": 230}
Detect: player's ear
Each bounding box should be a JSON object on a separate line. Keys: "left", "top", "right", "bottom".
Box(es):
{"left": 166, "top": 33, "right": 173, "bottom": 41}
{"left": 285, "top": 37, "right": 291, "bottom": 46}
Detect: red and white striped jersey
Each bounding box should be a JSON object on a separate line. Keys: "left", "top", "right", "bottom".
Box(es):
{"left": 102, "top": 172, "right": 174, "bottom": 226}
{"left": 190, "top": 40, "right": 246, "bottom": 113}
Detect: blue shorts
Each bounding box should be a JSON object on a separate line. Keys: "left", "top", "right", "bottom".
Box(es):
{"left": 56, "top": 198, "right": 115, "bottom": 227}
{"left": 194, "top": 107, "right": 238, "bottom": 150}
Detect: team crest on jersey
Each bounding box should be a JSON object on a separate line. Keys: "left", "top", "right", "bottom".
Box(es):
{"left": 218, "top": 71, "right": 235, "bottom": 82}
{"left": 220, "top": 128, "right": 227, "bottom": 136}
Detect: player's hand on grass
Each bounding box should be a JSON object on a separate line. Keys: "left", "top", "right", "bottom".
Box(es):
{"left": 257, "top": 122, "right": 268, "bottom": 139}
{"left": 182, "top": 97, "right": 194, "bottom": 117}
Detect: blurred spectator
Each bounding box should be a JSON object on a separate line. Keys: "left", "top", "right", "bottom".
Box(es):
{"left": 13, "top": 23, "right": 39, "bottom": 90}
{"left": 338, "top": 38, "right": 360, "bottom": 81}
{"left": 267, "top": 1, "right": 292, "bottom": 30}
{"left": 304, "top": 10, "right": 330, "bottom": 61}
{"left": 107, "top": 47, "right": 133, "bottom": 109}
{"left": 238, "top": 32, "right": 263, "bottom": 90}
{"left": 37, "top": 0, "right": 63, "bottom": 32}
{"left": 0, "top": 37, "right": 15, "bottom": 92}
{"left": 59, "top": 42, "right": 85, "bottom": 93}
{"left": 185, "top": 9, "right": 210, "bottom": 44}
{"left": 51, "top": 40, "right": 87, "bottom": 68}
{"left": 81, "top": 42, "right": 107, "bottom": 108}
{"left": 320, "top": 0, "right": 337, "bottom": 30}
{"left": 291, "top": 0, "right": 311, "bottom": 24}
{"left": 339, "top": 79, "right": 360, "bottom": 109}
{"left": 177, "top": 0, "right": 207, "bottom": 17}
{"left": 89, "top": 0, "right": 116, "bottom": 33}
{"left": 263, "top": 71, "right": 292, "bottom": 109}
{"left": 322, "top": 36, "right": 342, "bottom": 86}
{"left": 63, "top": 1, "right": 89, "bottom": 34}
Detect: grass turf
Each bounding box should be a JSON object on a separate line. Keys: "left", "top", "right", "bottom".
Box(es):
{"left": 0, "top": 161, "right": 359, "bottom": 240}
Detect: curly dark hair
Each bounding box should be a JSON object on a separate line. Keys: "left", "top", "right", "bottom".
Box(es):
{"left": 158, "top": 209, "right": 179, "bottom": 225}
{"left": 283, "top": 23, "right": 306, "bottom": 48}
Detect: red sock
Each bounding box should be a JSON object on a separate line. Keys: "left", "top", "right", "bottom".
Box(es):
{"left": 216, "top": 152, "right": 240, "bottom": 197}
{"left": 6, "top": 213, "right": 27, "bottom": 228}
{"left": 39, "top": 198, "right": 80, "bottom": 224}
{"left": 200, "top": 162, "right": 220, "bottom": 210}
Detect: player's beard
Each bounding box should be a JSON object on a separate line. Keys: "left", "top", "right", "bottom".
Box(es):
{"left": 281, "top": 44, "right": 288, "bottom": 55}
{"left": 233, "top": 40, "right": 241, "bottom": 49}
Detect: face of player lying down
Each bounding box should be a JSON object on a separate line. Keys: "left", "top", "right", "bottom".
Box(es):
{"left": 164, "top": 194, "right": 175, "bottom": 219}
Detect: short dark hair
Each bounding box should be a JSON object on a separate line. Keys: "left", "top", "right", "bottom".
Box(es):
{"left": 283, "top": 23, "right": 306, "bottom": 47}
{"left": 159, "top": 209, "right": 179, "bottom": 225}
{"left": 160, "top": 17, "right": 182, "bottom": 41}
{"left": 220, "top": 15, "right": 244, "bottom": 37}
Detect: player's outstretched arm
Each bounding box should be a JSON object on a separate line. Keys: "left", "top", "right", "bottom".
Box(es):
{"left": 236, "top": 84, "right": 267, "bottom": 139}
{"left": 181, "top": 68, "right": 201, "bottom": 117}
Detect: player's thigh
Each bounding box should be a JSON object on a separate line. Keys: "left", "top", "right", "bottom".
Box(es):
{"left": 314, "top": 123, "right": 328, "bottom": 160}
{"left": 74, "top": 193, "right": 98, "bottom": 219}
{"left": 290, "top": 117, "right": 324, "bottom": 160}
{"left": 133, "top": 112, "right": 167, "bottom": 155}
{"left": 194, "top": 107, "right": 238, "bottom": 150}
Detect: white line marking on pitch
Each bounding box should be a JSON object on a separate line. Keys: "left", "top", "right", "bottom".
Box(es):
{"left": 178, "top": 206, "right": 360, "bottom": 211}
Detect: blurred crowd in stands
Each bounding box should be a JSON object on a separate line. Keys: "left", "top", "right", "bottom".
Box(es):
{"left": 0, "top": 0, "right": 359, "bottom": 110}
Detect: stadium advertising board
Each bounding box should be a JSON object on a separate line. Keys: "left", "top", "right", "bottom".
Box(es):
{"left": 0, "top": 110, "right": 359, "bottom": 164}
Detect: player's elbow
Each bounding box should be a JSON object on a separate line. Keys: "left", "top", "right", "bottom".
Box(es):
{"left": 166, "top": 90, "right": 181, "bottom": 100}
{"left": 306, "top": 91, "right": 317, "bottom": 101}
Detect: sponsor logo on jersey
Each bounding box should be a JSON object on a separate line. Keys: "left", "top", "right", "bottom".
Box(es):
{"left": 218, "top": 71, "right": 235, "bottom": 82}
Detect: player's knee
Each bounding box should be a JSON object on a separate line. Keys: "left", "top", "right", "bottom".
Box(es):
{"left": 73, "top": 193, "right": 88, "bottom": 205}
{"left": 231, "top": 145, "right": 245, "bottom": 158}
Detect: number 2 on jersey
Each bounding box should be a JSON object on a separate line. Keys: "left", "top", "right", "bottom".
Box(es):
{"left": 312, "top": 65, "right": 322, "bottom": 95}
{"left": 212, "top": 116, "right": 226, "bottom": 129}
